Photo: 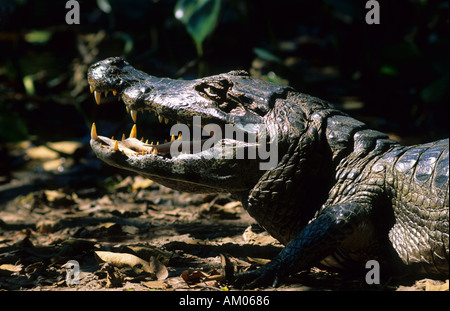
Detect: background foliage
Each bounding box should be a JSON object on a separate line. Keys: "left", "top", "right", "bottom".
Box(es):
{"left": 0, "top": 0, "right": 448, "bottom": 146}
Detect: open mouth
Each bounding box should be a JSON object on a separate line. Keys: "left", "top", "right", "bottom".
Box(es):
{"left": 89, "top": 86, "right": 221, "bottom": 160}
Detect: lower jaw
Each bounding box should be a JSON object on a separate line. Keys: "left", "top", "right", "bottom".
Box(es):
{"left": 91, "top": 123, "right": 218, "bottom": 159}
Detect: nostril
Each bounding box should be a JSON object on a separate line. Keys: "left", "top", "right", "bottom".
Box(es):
{"left": 139, "top": 86, "right": 152, "bottom": 93}
{"left": 109, "top": 68, "right": 120, "bottom": 75}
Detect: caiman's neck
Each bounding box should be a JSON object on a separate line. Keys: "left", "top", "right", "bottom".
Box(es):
{"left": 244, "top": 93, "right": 336, "bottom": 244}
{"left": 243, "top": 91, "right": 396, "bottom": 244}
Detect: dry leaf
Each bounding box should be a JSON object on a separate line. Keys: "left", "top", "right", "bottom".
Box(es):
{"left": 181, "top": 270, "right": 206, "bottom": 284}
{"left": 247, "top": 257, "right": 271, "bottom": 265}
{"left": 36, "top": 219, "right": 60, "bottom": 233}
{"left": 132, "top": 177, "right": 154, "bottom": 192}
{"left": 222, "top": 201, "right": 242, "bottom": 211}
{"left": 181, "top": 269, "right": 224, "bottom": 285}
{"left": 101, "top": 262, "right": 124, "bottom": 288}
{"left": 46, "top": 141, "right": 82, "bottom": 154}
{"left": 25, "top": 146, "right": 59, "bottom": 160}
{"left": 44, "top": 190, "right": 76, "bottom": 207}
{"left": 220, "top": 253, "right": 234, "bottom": 281}
{"left": 95, "top": 251, "right": 153, "bottom": 275}
{"left": 149, "top": 256, "right": 168, "bottom": 280}
{"left": 0, "top": 264, "right": 22, "bottom": 276}
{"left": 126, "top": 245, "right": 172, "bottom": 265}
{"left": 42, "top": 159, "right": 64, "bottom": 171}
{"left": 243, "top": 225, "right": 278, "bottom": 245}
{"left": 142, "top": 280, "right": 169, "bottom": 290}
{"left": 92, "top": 222, "right": 123, "bottom": 236}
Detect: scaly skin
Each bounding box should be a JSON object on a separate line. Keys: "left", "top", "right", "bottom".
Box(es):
{"left": 88, "top": 57, "right": 449, "bottom": 288}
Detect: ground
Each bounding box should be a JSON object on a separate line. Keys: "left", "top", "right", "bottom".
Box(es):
{"left": 0, "top": 141, "right": 448, "bottom": 292}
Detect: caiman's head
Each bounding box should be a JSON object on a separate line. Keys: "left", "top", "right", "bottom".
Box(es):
{"left": 88, "top": 57, "right": 300, "bottom": 195}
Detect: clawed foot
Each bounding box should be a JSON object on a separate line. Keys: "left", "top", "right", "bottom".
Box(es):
{"left": 232, "top": 260, "right": 285, "bottom": 289}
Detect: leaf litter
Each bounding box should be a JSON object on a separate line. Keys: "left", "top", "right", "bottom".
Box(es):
{"left": 0, "top": 172, "right": 447, "bottom": 291}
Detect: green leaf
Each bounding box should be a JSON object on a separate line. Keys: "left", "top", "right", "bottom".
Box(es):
{"left": 24, "top": 30, "right": 52, "bottom": 44}
{"left": 96, "top": 0, "right": 112, "bottom": 13}
{"left": 420, "top": 73, "right": 449, "bottom": 104}
{"left": 113, "top": 32, "right": 134, "bottom": 55}
{"left": 23, "top": 75, "right": 35, "bottom": 95}
{"left": 0, "top": 105, "right": 28, "bottom": 142}
{"left": 174, "top": 0, "right": 222, "bottom": 56}
{"left": 379, "top": 65, "right": 399, "bottom": 76}
{"left": 253, "top": 47, "right": 283, "bottom": 64}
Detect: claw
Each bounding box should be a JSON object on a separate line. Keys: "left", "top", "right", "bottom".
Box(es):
{"left": 233, "top": 260, "right": 284, "bottom": 289}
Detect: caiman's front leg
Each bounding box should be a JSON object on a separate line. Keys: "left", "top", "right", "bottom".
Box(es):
{"left": 233, "top": 202, "right": 371, "bottom": 288}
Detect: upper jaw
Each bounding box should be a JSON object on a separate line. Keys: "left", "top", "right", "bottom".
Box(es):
{"left": 87, "top": 57, "right": 150, "bottom": 104}
{"left": 87, "top": 58, "right": 250, "bottom": 126}
{"left": 120, "top": 79, "right": 233, "bottom": 126}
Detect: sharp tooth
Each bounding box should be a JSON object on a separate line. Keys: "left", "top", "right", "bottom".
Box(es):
{"left": 113, "top": 90, "right": 117, "bottom": 96}
{"left": 91, "top": 123, "right": 98, "bottom": 140}
{"left": 131, "top": 110, "right": 138, "bottom": 123}
{"left": 156, "top": 141, "right": 159, "bottom": 145}
{"left": 164, "top": 118, "right": 169, "bottom": 124}
{"left": 171, "top": 135, "right": 175, "bottom": 142}
{"left": 164, "top": 139, "right": 168, "bottom": 143}
{"left": 90, "top": 85, "right": 94, "bottom": 93}
{"left": 100, "top": 142, "right": 103, "bottom": 148}
{"left": 113, "top": 140, "right": 119, "bottom": 151}
{"left": 152, "top": 148, "right": 158, "bottom": 155}
{"left": 140, "top": 108, "right": 144, "bottom": 115}
{"left": 111, "top": 136, "right": 114, "bottom": 140}
{"left": 145, "top": 139, "right": 149, "bottom": 144}
{"left": 142, "top": 151, "right": 145, "bottom": 156}
{"left": 126, "top": 106, "right": 130, "bottom": 114}
{"left": 129, "top": 124, "right": 137, "bottom": 138}
{"left": 94, "top": 91, "right": 101, "bottom": 105}
{"left": 178, "top": 133, "right": 182, "bottom": 140}
{"left": 158, "top": 115, "right": 163, "bottom": 123}
{"left": 118, "top": 95, "right": 121, "bottom": 102}
{"left": 122, "top": 133, "right": 126, "bottom": 140}
{"left": 105, "top": 91, "right": 109, "bottom": 97}
{"left": 141, "top": 137, "right": 144, "bottom": 142}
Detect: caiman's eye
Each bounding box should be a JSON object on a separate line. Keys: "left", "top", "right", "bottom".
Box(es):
{"left": 195, "top": 78, "right": 233, "bottom": 102}
{"left": 195, "top": 78, "right": 248, "bottom": 116}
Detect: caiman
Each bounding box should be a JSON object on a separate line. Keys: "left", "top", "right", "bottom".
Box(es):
{"left": 87, "top": 57, "right": 449, "bottom": 288}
